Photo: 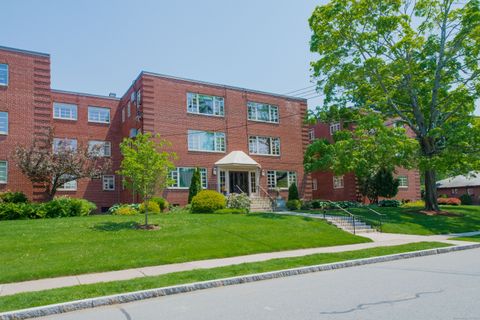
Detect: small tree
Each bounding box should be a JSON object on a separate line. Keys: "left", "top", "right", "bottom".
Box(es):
{"left": 117, "top": 133, "right": 176, "bottom": 226}
{"left": 188, "top": 168, "right": 202, "bottom": 204}
{"left": 15, "top": 131, "right": 111, "bottom": 200}
{"left": 288, "top": 183, "right": 299, "bottom": 201}
{"left": 373, "top": 168, "right": 400, "bottom": 200}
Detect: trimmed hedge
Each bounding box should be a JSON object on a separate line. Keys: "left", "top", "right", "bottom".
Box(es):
{"left": 191, "top": 190, "right": 226, "bottom": 213}
{"left": 459, "top": 194, "right": 473, "bottom": 205}
{"left": 0, "top": 191, "right": 28, "bottom": 204}
{"left": 286, "top": 199, "right": 302, "bottom": 210}
{"left": 437, "top": 197, "right": 461, "bottom": 205}
{"left": 307, "top": 200, "right": 362, "bottom": 209}
{"left": 151, "top": 197, "right": 169, "bottom": 212}
{"left": 378, "top": 199, "right": 401, "bottom": 207}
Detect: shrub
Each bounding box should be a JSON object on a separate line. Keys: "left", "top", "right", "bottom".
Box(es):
{"left": 139, "top": 201, "right": 161, "bottom": 214}
{"left": 459, "top": 194, "right": 473, "bottom": 205}
{"left": 286, "top": 199, "right": 302, "bottom": 210}
{"left": 288, "top": 183, "right": 299, "bottom": 201}
{"left": 114, "top": 206, "right": 138, "bottom": 215}
{"left": 378, "top": 199, "right": 401, "bottom": 207}
{"left": 437, "top": 197, "right": 461, "bottom": 205}
{"left": 191, "top": 190, "right": 226, "bottom": 213}
{"left": 188, "top": 168, "right": 202, "bottom": 204}
{"left": 226, "top": 193, "right": 251, "bottom": 212}
{"left": 0, "top": 191, "right": 28, "bottom": 204}
{"left": 42, "top": 196, "right": 96, "bottom": 218}
{"left": 0, "top": 202, "right": 41, "bottom": 220}
{"left": 401, "top": 200, "right": 425, "bottom": 208}
{"left": 214, "top": 208, "right": 247, "bottom": 214}
{"left": 301, "top": 200, "right": 313, "bottom": 210}
{"left": 439, "top": 194, "right": 448, "bottom": 198}
{"left": 311, "top": 200, "right": 322, "bottom": 209}
{"left": 151, "top": 197, "right": 169, "bottom": 212}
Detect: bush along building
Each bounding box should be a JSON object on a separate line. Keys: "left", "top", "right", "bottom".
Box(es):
{"left": 0, "top": 45, "right": 312, "bottom": 211}
{"left": 308, "top": 120, "right": 421, "bottom": 203}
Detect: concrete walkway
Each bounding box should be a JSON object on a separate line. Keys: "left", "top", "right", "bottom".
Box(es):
{"left": 0, "top": 230, "right": 477, "bottom": 297}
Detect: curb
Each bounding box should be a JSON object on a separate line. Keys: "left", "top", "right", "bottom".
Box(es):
{"left": 1, "top": 243, "right": 479, "bottom": 320}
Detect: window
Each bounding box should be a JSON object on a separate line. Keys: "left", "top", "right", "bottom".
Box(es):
{"left": 0, "top": 161, "right": 7, "bottom": 183}
{"left": 249, "top": 136, "right": 280, "bottom": 156}
{"left": 122, "top": 108, "right": 125, "bottom": 123}
{"left": 88, "top": 106, "right": 110, "bottom": 124}
{"left": 169, "top": 167, "right": 207, "bottom": 189}
{"left": 130, "top": 91, "right": 136, "bottom": 103}
{"left": 129, "top": 128, "right": 138, "bottom": 138}
{"left": 451, "top": 188, "right": 458, "bottom": 195}
{"left": 0, "top": 111, "right": 8, "bottom": 135}
{"left": 308, "top": 128, "right": 315, "bottom": 141}
{"left": 467, "top": 188, "right": 474, "bottom": 196}
{"left": 88, "top": 141, "right": 111, "bottom": 157}
{"left": 188, "top": 130, "right": 225, "bottom": 152}
{"left": 127, "top": 102, "right": 131, "bottom": 118}
{"left": 102, "top": 175, "right": 115, "bottom": 191}
{"left": 58, "top": 175, "right": 77, "bottom": 191}
{"left": 187, "top": 93, "right": 224, "bottom": 116}
{"left": 136, "top": 90, "right": 142, "bottom": 105}
{"left": 53, "top": 103, "right": 77, "bottom": 121}
{"left": 398, "top": 176, "right": 408, "bottom": 188}
{"left": 53, "top": 138, "right": 77, "bottom": 153}
{"left": 312, "top": 178, "right": 318, "bottom": 190}
{"left": 0, "top": 64, "right": 8, "bottom": 86}
{"left": 267, "top": 171, "right": 297, "bottom": 189}
{"left": 333, "top": 175, "right": 344, "bottom": 189}
{"left": 247, "top": 102, "right": 279, "bottom": 123}
{"left": 330, "top": 122, "right": 341, "bottom": 135}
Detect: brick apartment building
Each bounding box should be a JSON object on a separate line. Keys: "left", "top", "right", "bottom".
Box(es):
{"left": 308, "top": 121, "right": 421, "bottom": 202}
{"left": 437, "top": 172, "right": 480, "bottom": 204}
{"left": 0, "top": 45, "right": 311, "bottom": 210}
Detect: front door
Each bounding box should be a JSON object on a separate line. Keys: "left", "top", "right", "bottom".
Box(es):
{"left": 229, "top": 171, "right": 249, "bottom": 195}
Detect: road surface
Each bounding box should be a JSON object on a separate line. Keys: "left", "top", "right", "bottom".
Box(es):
{"left": 40, "top": 248, "right": 480, "bottom": 320}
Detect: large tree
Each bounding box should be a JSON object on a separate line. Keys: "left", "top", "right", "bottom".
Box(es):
{"left": 308, "top": 0, "right": 480, "bottom": 211}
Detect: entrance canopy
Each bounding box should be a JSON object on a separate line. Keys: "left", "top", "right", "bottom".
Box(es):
{"left": 215, "top": 151, "right": 260, "bottom": 169}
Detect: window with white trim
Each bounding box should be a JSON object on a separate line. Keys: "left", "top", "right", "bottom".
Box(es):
{"left": 130, "top": 91, "right": 136, "bottom": 103}
{"left": 187, "top": 93, "right": 224, "bottom": 116}
{"left": 330, "top": 122, "right": 341, "bottom": 135}
{"left": 308, "top": 128, "right": 315, "bottom": 141}
{"left": 0, "top": 161, "right": 7, "bottom": 183}
{"left": 451, "top": 188, "right": 458, "bottom": 195}
{"left": 102, "top": 175, "right": 115, "bottom": 191}
{"left": 247, "top": 101, "right": 279, "bottom": 123}
{"left": 53, "top": 103, "right": 77, "bottom": 120}
{"left": 312, "top": 178, "right": 318, "bottom": 190}
{"left": 88, "top": 140, "right": 111, "bottom": 157}
{"left": 398, "top": 176, "right": 408, "bottom": 188}
{"left": 267, "top": 171, "right": 296, "bottom": 189}
{"left": 136, "top": 90, "right": 142, "bottom": 105}
{"left": 188, "top": 130, "right": 225, "bottom": 152}
{"left": 58, "top": 175, "right": 77, "bottom": 191}
{"left": 333, "top": 175, "right": 344, "bottom": 189}
{"left": 0, "top": 64, "right": 8, "bottom": 86}
{"left": 0, "top": 111, "right": 8, "bottom": 135}
{"left": 169, "top": 167, "right": 207, "bottom": 189}
{"left": 467, "top": 188, "right": 474, "bottom": 195}
{"left": 88, "top": 106, "right": 110, "bottom": 124}
{"left": 249, "top": 136, "right": 280, "bottom": 156}
{"left": 53, "top": 138, "right": 77, "bottom": 153}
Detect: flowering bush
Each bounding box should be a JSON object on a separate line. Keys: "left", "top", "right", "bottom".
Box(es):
{"left": 114, "top": 206, "right": 138, "bottom": 215}
{"left": 437, "top": 197, "right": 461, "bottom": 205}
{"left": 226, "top": 193, "right": 251, "bottom": 213}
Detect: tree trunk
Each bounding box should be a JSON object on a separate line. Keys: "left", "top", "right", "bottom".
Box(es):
{"left": 424, "top": 169, "right": 440, "bottom": 211}
{"left": 144, "top": 199, "right": 149, "bottom": 226}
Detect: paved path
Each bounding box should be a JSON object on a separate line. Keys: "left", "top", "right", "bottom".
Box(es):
{"left": 38, "top": 247, "right": 480, "bottom": 320}
{"left": 0, "top": 229, "right": 476, "bottom": 297}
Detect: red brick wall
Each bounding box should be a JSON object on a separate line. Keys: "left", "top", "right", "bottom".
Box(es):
{"left": 438, "top": 186, "right": 480, "bottom": 204}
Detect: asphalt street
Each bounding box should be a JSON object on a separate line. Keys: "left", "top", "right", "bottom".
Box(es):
{"left": 40, "top": 248, "right": 480, "bottom": 320}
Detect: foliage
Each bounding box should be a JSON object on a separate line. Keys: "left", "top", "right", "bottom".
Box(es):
{"left": 401, "top": 200, "right": 426, "bottom": 208}
{"left": 437, "top": 197, "right": 461, "bottom": 205}
{"left": 300, "top": 200, "right": 313, "bottom": 210}
{"left": 306, "top": 200, "right": 362, "bottom": 210}
{"left": 308, "top": 0, "right": 480, "bottom": 211}
{"left": 286, "top": 199, "right": 302, "bottom": 210}
{"left": 151, "top": 197, "right": 169, "bottom": 212}
{"left": 14, "top": 130, "right": 111, "bottom": 200}
{"left": 107, "top": 203, "right": 140, "bottom": 215}
{"left": 117, "top": 133, "right": 176, "bottom": 225}
{"left": 188, "top": 168, "right": 202, "bottom": 204}
{"left": 357, "top": 168, "right": 400, "bottom": 203}
{"left": 226, "top": 193, "right": 251, "bottom": 212}
{"left": 139, "top": 201, "right": 161, "bottom": 215}
{"left": 213, "top": 208, "right": 247, "bottom": 214}
{"left": 288, "top": 183, "right": 299, "bottom": 201}
{"left": 0, "top": 202, "right": 41, "bottom": 220}
{"left": 190, "top": 190, "right": 226, "bottom": 213}
{"left": 0, "top": 191, "right": 28, "bottom": 204}
{"left": 459, "top": 194, "right": 473, "bottom": 205}
{"left": 113, "top": 206, "right": 138, "bottom": 216}
{"left": 378, "top": 200, "right": 402, "bottom": 208}
{"left": 439, "top": 194, "right": 449, "bottom": 198}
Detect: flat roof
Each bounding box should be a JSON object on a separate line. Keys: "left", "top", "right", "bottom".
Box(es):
{"left": 0, "top": 45, "right": 50, "bottom": 58}
{"left": 51, "top": 89, "right": 120, "bottom": 101}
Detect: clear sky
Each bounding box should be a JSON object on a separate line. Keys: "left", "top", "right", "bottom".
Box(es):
{"left": 1, "top": 0, "right": 478, "bottom": 114}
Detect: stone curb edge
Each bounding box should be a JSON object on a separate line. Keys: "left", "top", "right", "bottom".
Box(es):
{"left": 1, "top": 243, "right": 479, "bottom": 320}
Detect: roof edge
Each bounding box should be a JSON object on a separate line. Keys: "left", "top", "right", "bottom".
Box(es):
{"left": 0, "top": 45, "right": 50, "bottom": 58}
{"left": 51, "top": 89, "right": 120, "bottom": 101}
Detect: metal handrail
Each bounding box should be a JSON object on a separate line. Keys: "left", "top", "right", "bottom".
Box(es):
{"left": 326, "top": 200, "right": 359, "bottom": 234}
{"left": 234, "top": 184, "right": 245, "bottom": 194}
{"left": 257, "top": 185, "right": 276, "bottom": 211}
{"left": 366, "top": 206, "right": 386, "bottom": 232}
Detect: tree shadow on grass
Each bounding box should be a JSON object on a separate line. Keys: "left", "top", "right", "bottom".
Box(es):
{"left": 246, "top": 212, "right": 286, "bottom": 220}
{"left": 92, "top": 221, "right": 139, "bottom": 231}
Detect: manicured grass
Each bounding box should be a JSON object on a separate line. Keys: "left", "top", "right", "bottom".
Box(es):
{"left": 0, "top": 241, "right": 449, "bottom": 313}
{"left": 450, "top": 234, "right": 480, "bottom": 242}
{"left": 299, "top": 205, "right": 480, "bottom": 235}
{"left": 0, "top": 212, "right": 370, "bottom": 284}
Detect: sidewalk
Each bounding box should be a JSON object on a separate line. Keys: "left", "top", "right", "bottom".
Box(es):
{"left": 1, "top": 231, "right": 477, "bottom": 297}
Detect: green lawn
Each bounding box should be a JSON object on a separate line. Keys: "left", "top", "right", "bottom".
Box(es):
{"left": 450, "top": 234, "right": 480, "bottom": 242}
{"left": 0, "top": 212, "right": 370, "bottom": 284}
{"left": 301, "top": 205, "right": 480, "bottom": 235}
{"left": 0, "top": 241, "right": 449, "bottom": 313}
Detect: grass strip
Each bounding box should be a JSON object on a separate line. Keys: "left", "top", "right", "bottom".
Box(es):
{"left": 449, "top": 234, "right": 480, "bottom": 242}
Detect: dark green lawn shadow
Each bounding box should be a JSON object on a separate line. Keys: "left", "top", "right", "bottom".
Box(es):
{"left": 246, "top": 213, "right": 286, "bottom": 219}
{"left": 92, "top": 221, "right": 139, "bottom": 231}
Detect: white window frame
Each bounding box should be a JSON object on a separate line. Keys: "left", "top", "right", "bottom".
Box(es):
{"left": 398, "top": 176, "right": 408, "bottom": 188}
{"left": 169, "top": 167, "right": 207, "bottom": 189}
{"left": 308, "top": 128, "right": 315, "bottom": 141}
{"left": 451, "top": 188, "right": 458, "bottom": 195}
{"left": 312, "top": 178, "right": 318, "bottom": 190}
{"left": 188, "top": 130, "right": 226, "bottom": 152}
{"left": 136, "top": 90, "right": 142, "bottom": 105}
{"left": 267, "top": 170, "right": 297, "bottom": 189}
{"left": 0, "top": 64, "right": 8, "bottom": 86}
{"left": 330, "top": 122, "right": 341, "bottom": 135}
{"left": 333, "top": 175, "right": 344, "bottom": 189}
{"left": 247, "top": 101, "right": 279, "bottom": 123}
{"left": 53, "top": 103, "right": 78, "bottom": 121}
{"left": 102, "top": 175, "right": 115, "bottom": 191}
{"left": 249, "top": 136, "right": 280, "bottom": 156}
{"left": 57, "top": 175, "right": 77, "bottom": 191}
{"left": 88, "top": 106, "right": 110, "bottom": 124}
{"left": 88, "top": 140, "right": 111, "bottom": 157}
{"left": 187, "top": 92, "right": 225, "bottom": 117}
{"left": 0, "top": 161, "right": 7, "bottom": 183}
{"left": 0, "top": 111, "right": 8, "bottom": 135}
{"left": 53, "top": 138, "right": 78, "bottom": 153}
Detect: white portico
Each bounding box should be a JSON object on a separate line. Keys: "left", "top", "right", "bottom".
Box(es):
{"left": 214, "top": 151, "right": 260, "bottom": 196}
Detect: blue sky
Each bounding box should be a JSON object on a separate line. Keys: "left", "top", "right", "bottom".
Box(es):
{"left": 1, "top": 0, "right": 478, "bottom": 114}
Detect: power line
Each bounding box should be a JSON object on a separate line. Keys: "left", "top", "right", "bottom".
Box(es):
{"left": 283, "top": 85, "right": 316, "bottom": 95}
{"left": 291, "top": 88, "right": 318, "bottom": 97}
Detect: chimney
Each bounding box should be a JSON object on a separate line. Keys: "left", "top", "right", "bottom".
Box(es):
{"left": 109, "top": 92, "right": 116, "bottom": 97}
